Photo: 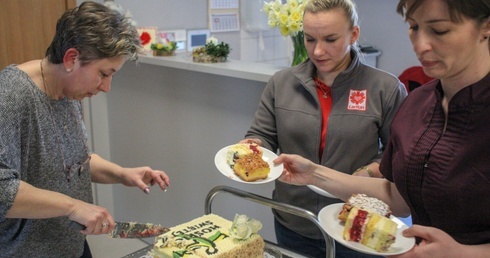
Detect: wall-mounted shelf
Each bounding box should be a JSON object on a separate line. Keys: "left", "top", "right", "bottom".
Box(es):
{"left": 138, "top": 53, "right": 283, "bottom": 83}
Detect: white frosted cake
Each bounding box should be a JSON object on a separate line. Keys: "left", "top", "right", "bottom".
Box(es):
{"left": 152, "top": 214, "right": 264, "bottom": 258}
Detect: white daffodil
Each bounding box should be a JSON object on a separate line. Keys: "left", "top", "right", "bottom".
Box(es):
{"left": 206, "top": 36, "right": 218, "bottom": 45}
{"left": 262, "top": 0, "right": 306, "bottom": 37}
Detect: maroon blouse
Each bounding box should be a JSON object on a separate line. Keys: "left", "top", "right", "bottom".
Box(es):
{"left": 380, "top": 73, "right": 490, "bottom": 245}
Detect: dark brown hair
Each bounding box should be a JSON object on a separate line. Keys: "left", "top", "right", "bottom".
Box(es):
{"left": 397, "top": 0, "right": 490, "bottom": 24}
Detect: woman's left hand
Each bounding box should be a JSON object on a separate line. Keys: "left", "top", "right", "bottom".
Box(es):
{"left": 121, "top": 167, "right": 170, "bottom": 194}
{"left": 388, "top": 225, "right": 464, "bottom": 258}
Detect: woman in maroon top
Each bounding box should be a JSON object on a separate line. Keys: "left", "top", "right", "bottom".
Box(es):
{"left": 273, "top": 0, "right": 490, "bottom": 257}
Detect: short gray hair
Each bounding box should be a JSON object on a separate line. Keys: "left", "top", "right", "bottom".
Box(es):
{"left": 46, "top": 1, "right": 143, "bottom": 64}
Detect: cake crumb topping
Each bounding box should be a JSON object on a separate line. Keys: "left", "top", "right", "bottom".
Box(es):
{"left": 348, "top": 194, "right": 391, "bottom": 216}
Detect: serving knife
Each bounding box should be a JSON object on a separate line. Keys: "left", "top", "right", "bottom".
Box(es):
{"left": 69, "top": 220, "right": 170, "bottom": 238}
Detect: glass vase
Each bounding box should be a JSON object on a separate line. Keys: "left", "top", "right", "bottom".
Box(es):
{"left": 290, "top": 31, "right": 308, "bottom": 66}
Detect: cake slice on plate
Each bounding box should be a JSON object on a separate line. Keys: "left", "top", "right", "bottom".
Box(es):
{"left": 338, "top": 193, "right": 392, "bottom": 221}
{"left": 232, "top": 153, "right": 270, "bottom": 182}
{"left": 343, "top": 206, "right": 397, "bottom": 252}
{"left": 226, "top": 143, "right": 262, "bottom": 168}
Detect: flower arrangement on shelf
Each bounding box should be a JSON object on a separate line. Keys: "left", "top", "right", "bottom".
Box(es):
{"left": 150, "top": 38, "right": 177, "bottom": 56}
{"left": 192, "top": 36, "right": 231, "bottom": 63}
{"left": 262, "top": 0, "right": 308, "bottom": 66}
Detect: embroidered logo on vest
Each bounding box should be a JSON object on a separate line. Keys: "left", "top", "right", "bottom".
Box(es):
{"left": 347, "top": 90, "right": 367, "bottom": 111}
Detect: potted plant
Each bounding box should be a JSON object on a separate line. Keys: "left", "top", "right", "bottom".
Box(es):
{"left": 192, "top": 36, "right": 231, "bottom": 63}
{"left": 151, "top": 39, "right": 177, "bottom": 56}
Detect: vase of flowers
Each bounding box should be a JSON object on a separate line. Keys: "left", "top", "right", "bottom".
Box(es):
{"left": 151, "top": 39, "right": 177, "bottom": 56}
{"left": 290, "top": 31, "right": 308, "bottom": 66}
{"left": 262, "top": 0, "right": 307, "bottom": 66}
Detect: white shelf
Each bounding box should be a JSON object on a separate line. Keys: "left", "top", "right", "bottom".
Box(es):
{"left": 138, "top": 53, "right": 284, "bottom": 83}
{"left": 137, "top": 52, "right": 380, "bottom": 83}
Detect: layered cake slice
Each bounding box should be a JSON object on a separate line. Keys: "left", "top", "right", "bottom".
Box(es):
{"left": 343, "top": 207, "right": 397, "bottom": 252}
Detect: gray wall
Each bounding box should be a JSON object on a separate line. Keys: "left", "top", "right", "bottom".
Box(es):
{"left": 85, "top": 0, "right": 418, "bottom": 75}
{"left": 355, "top": 0, "right": 418, "bottom": 76}
{"left": 82, "top": 0, "right": 420, "bottom": 247}
{"left": 104, "top": 63, "right": 277, "bottom": 243}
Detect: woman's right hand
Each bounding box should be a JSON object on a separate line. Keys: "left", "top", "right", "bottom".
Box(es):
{"left": 67, "top": 199, "right": 115, "bottom": 235}
{"left": 274, "top": 154, "right": 317, "bottom": 186}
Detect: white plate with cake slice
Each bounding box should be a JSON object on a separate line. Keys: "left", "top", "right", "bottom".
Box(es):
{"left": 318, "top": 203, "right": 415, "bottom": 256}
{"left": 214, "top": 145, "right": 283, "bottom": 184}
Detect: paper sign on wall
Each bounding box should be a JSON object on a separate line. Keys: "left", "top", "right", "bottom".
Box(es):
{"left": 210, "top": 13, "right": 239, "bottom": 32}
{"left": 208, "top": 0, "right": 240, "bottom": 32}
{"left": 210, "top": 0, "right": 238, "bottom": 9}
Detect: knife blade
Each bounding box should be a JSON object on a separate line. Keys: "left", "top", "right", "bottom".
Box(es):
{"left": 69, "top": 220, "right": 170, "bottom": 238}
{"left": 109, "top": 221, "right": 170, "bottom": 238}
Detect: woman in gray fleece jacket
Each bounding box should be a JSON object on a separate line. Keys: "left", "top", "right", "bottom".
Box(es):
{"left": 241, "top": 0, "right": 407, "bottom": 257}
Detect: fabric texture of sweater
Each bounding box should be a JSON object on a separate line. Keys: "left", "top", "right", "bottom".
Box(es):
{"left": 0, "top": 65, "right": 92, "bottom": 257}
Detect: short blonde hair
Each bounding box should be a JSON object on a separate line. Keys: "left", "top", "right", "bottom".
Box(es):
{"left": 304, "top": 0, "right": 359, "bottom": 29}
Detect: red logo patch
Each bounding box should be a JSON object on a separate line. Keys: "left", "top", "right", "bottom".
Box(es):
{"left": 348, "top": 90, "right": 367, "bottom": 111}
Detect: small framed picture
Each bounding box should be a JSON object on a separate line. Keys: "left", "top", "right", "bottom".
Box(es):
{"left": 187, "top": 29, "right": 210, "bottom": 52}
{"left": 137, "top": 27, "right": 158, "bottom": 55}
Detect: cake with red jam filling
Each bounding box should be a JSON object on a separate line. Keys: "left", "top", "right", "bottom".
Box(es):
{"left": 338, "top": 194, "right": 392, "bottom": 222}
{"left": 343, "top": 207, "right": 397, "bottom": 252}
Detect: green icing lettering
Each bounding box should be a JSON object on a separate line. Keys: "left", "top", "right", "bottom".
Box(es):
{"left": 171, "top": 231, "right": 229, "bottom": 257}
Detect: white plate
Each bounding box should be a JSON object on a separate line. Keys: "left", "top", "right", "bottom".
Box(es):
{"left": 214, "top": 145, "right": 283, "bottom": 184}
{"left": 318, "top": 203, "right": 415, "bottom": 256}
{"left": 307, "top": 185, "right": 337, "bottom": 198}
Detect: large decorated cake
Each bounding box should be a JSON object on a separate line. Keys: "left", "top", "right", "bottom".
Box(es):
{"left": 152, "top": 214, "right": 264, "bottom": 258}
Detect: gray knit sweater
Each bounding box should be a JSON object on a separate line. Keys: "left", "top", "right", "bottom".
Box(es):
{"left": 0, "top": 65, "right": 92, "bottom": 257}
